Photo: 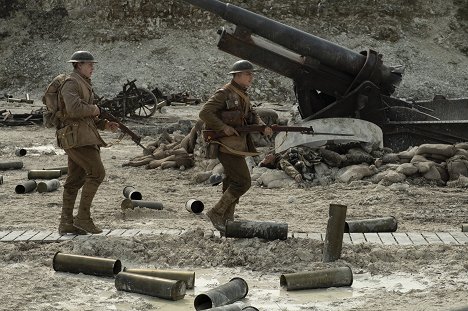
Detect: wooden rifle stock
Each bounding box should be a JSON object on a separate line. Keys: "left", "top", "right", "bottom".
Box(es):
{"left": 98, "top": 107, "right": 147, "bottom": 151}
{"left": 202, "top": 124, "right": 353, "bottom": 142}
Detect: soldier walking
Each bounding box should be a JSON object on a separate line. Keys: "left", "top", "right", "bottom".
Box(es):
{"left": 199, "top": 60, "right": 272, "bottom": 233}
{"left": 57, "top": 51, "right": 118, "bottom": 234}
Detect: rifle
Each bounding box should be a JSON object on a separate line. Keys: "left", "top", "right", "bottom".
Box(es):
{"left": 202, "top": 124, "right": 354, "bottom": 142}
{"left": 98, "top": 105, "right": 148, "bottom": 151}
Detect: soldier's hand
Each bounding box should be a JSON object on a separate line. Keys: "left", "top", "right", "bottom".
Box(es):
{"left": 92, "top": 105, "right": 101, "bottom": 116}
{"left": 105, "top": 121, "right": 120, "bottom": 132}
{"left": 263, "top": 126, "right": 273, "bottom": 137}
{"left": 223, "top": 125, "right": 239, "bottom": 136}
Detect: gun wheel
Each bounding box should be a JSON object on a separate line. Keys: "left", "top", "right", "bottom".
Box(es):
{"left": 130, "top": 87, "right": 158, "bottom": 118}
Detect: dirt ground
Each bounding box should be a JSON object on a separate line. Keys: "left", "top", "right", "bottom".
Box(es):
{"left": 1, "top": 0, "right": 468, "bottom": 310}
{"left": 1, "top": 100, "right": 467, "bottom": 311}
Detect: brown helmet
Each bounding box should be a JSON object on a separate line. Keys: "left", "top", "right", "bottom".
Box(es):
{"left": 67, "top": 51, "right": 97, "bottom": 63}
{"left": 228, "top": 60, "right": 256, "bottom": 74}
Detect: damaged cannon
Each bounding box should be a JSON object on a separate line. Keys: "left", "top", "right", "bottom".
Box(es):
{"left": 182, "top": 0, "right": 468, "bottom": 151}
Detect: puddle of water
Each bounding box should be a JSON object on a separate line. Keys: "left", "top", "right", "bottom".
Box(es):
{"left": 108, "top": 267, "right": 356, "bottom": 310}
{"left": 60, "top": 267, "right": 431, "bottom": 310}
{"left": 353, "top": 272, "right": 430, "bottom": 294}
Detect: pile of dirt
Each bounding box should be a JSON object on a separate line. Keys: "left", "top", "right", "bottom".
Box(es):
{"left": 0, "top": 0, "right": 467, "bottom": 103}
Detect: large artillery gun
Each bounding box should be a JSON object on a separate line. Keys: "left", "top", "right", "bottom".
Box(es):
{"left": 183, "top": 0, "right": 468, "bottom": 150}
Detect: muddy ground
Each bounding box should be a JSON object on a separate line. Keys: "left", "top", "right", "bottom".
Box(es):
{"left": 1, "top": 100, "right": 467, "bottom": 310}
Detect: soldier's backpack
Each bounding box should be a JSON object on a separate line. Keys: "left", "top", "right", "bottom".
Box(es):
{"left": 42, "top": 73, "right": 69, "bottom": 128}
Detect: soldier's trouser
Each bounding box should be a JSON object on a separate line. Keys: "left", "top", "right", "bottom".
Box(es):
{"left": 62, "top": 145, "right": 105, "bottom": 221}
{"left": 214, "top": 152, "right": 251, "bottom": 217}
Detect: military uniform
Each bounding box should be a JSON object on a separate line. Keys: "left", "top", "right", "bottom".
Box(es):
{"left": 57, "top": 69, "right": 108, "bottom": 234}
{"left": 199, "top": 80, "right": 265, "bottom": 230}
{"left": 260, "top": 152, "right": 302, "bottom": 181}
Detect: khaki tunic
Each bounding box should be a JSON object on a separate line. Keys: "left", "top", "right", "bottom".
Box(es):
{"left": 199, "top": 81, "right": 263, "bottom": 155}
{"left": 59, "top": 70, "right": 107, "bottom": 148}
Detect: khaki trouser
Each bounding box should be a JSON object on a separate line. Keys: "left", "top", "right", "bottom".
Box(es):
{"left": 62, "top": 145, "right": 105, "bottom": 220}
{"left": 218, "top": 151, "right": 251, "bottom": 202}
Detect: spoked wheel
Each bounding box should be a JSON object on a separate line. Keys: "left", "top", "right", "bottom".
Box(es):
{"left": 129, "top": 87, "right": 158, "bottom": 118}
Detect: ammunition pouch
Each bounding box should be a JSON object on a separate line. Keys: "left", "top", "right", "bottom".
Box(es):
{"left": 221, "top": 110, "right": 244, "bottom": 127}
{"left": 206, "top": 142, "right": 219, "bottom": 159}
{"left": 56, "top": 123, "right": 78, "bottom": 149}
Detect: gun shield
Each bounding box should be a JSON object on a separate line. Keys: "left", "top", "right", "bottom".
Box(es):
{"left": 194, "top": 277, "right": 249, "bottom": 310}
{"left": 52, "top": 252, "right": 122, "bottom": 277}
{"left": 27, "top": 169, "right": 61, "bottom": 179}
{"left": 225, "top": 220, "right": 288, "bottom": 240}
{"left": 15, "top": 180, "right": 37, "bottom": 194}
{"left": 0, "top": 161, "right": 23, "bottom": 170}
{"left": 37, "top": 179, "right": 60, "bottom": 193}
{"left": 185, "top": 199, "right": 204, "bottom": 214}
{"left": 345, "top": 216, "right": 397, "bottom": 233}
{"left": 123, "top": 268, "right": 195, "bottom": 289}
{"left": 462, "top": 224, "right": 468, "bottom": 232}
{"left": 115, "top": 272, "right": 186, "bottom": 300}
{"left": 121, "top": 199, "right": 164, "bottom": 211}
{"left": 15, "top": 149, "right": 27, "bottom": 156}
{"left": 122, "top": 186, "right": 142, "bottom": 200}
{"left": 280, "top": 267, "right": 353, "bottom": 291}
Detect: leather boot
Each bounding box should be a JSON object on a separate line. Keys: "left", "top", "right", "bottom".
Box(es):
{"left": 58, "top": 190, "right": 86, "bottom": 235}
{"left": 223, "top": 198, "right": 239, "bottom": 222}
{"left": 206, "top": 191, "right": 238, "bottom": 233}
{"left": 73, "top": 184, "right": 103, "bottom": 234}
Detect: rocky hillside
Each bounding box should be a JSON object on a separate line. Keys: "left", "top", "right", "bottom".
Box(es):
{"left": 0, "top": 0, "right": 467, "bottom": 103}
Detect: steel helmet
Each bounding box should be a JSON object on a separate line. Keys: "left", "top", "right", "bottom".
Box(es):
{"left": 67, "top": 51, "right": 97, "bottom": 63}
{"left": 228, "top": 60, "right": 256, "bottom": 74}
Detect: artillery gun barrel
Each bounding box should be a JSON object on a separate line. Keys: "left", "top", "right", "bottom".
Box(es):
{"left": 183, "top": 0, "right": 399, "bottom": 93}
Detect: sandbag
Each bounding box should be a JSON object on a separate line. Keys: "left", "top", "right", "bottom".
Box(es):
{"left": 415, "top": 144, "right": 457, "bottom": 158}
{"left": 396, "top": 163, "right": 418, "bottom": 176}
{"left": 337, "top": 164, "right": 377, "bottom": 183}
{"left": 382, "top": 153, "right": 400, "bottom": 163}
{"left": 446, "top": 155, "right": 468, "bottom": 180}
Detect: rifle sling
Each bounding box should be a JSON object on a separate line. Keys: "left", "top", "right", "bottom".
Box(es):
{"left": 210, "top": 140, "right": 260, "bottom": 157}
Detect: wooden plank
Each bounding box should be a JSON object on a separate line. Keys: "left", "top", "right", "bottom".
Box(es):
{"left": 436, "top": 232, "right": 459, "bottom": 245}
{"left": 364, "top": 233, "right": 382, "bottom": 244}
{"left": 350, "top": 233, "right": 366, "bottom": 244}
{"left": 407, "top": 232, "right": 428, "bottom": 245}
{"left": 421, "top": 232, "right": 443, "bottom": 244}
{"left": 308, "top": 233, "right": 322, "bottom": 241}
{"left": 293, "top": 232, "right": 308, "bottom": 239}
{"left": 14, "top": 230, "right": 40, "bottom": 242}
{"left": 342, "top": 233, "right": 352, "bottom": 244}
{"left": 107, "top": 229, "right": 127, "bottom": 237}
{"left": 1, "top": 230, "right": 26, "bottom": 242}
{"left": 29, "top": 231, "right": 53, "bottom": 242}
{"left": 121, "top": 229, "right": 140, "bottom": 237}
{"left": 392, "top": 233, "right": 413, "bottom": 245}
{"left": 59, "top": 234, "right": 77, "bottom": 241}
{"left": 0, "top": 231, "right": 11, "bottom": 239}
{"left": 450, "top": 232, "right": 468, "bottom": 244}
{"left": 378, "top": 232, "right": 397, "bottom": 245}
{"left": 95, "top": 229, "right": 111, "bottom": 236}
{"left": 136, "top": 229, "right": 155, "bottom": 236}
{"left": 43, "top": 232, "right": 63, "bottom": 242}
{"left": 165, "top": 229, "right": 182, "bottom": 235}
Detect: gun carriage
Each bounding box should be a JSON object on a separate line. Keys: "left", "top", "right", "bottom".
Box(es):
{"left": 183, "top": 0, "right": 468, "bottom": 150}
